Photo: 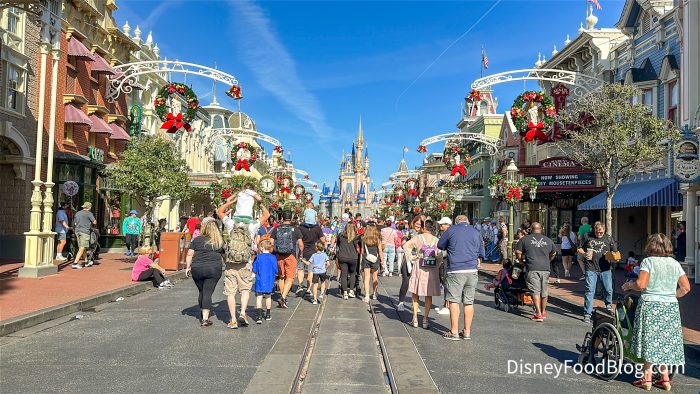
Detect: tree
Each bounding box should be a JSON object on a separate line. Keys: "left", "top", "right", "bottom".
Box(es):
{"left": 555, "top": 84, "right": 680, "bottom": 234}
{"left": 106, "top": 135, "right": 192, "bottom": 242}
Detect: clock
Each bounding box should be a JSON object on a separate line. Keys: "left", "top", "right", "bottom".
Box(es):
{"left": 260, "top": 176, "right": 276, "bottom": 194}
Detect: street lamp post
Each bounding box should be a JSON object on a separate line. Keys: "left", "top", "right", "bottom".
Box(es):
{"left": 505, "top": 160, "right": 518, "bottom": 260}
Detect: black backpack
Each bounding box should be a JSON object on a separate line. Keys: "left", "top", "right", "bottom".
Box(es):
{"left": 275, "top": 225, "right": 295, "bottom": 255}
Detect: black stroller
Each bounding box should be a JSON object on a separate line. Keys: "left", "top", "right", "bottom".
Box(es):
{"left": 493, "top": 265, "right": 535, "bottom": 313}
{"left": 67, "top": 228, "right": 101, "bottom": 265}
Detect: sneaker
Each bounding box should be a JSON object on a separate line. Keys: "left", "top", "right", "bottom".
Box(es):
{"left": 343, "top": 292, "right": 348, "bottom": 300}
{"left": 363, "top": 296, "right": 370, "bottom": 303}
{"left": 85, "top": 261, "right": 94, "bottom": 267}
{"left": 227, "top": 321, "right": 238, "bottom": 329}
{"left": 55, "top": 255, "right": 67, "bottom": 261}
{"left": 579, "top": 275, "right": 586, "bottom": 281}
{"left": 564, "top": 270, "right": 570, "bottom": 278}
{"left": 583, "top": 315, "right": 591, "bottom": 324}
{"left": 437, "top": 307, "right": 450, "bottom": 315}
{"left": 278, "top": 298, "right": 288, "bottom": 309}
{"left": 256, "top": 315, "right": 263, "bottom": 324}
{"left": 239, "top": 315, "right": 249, "bottom": 327}
{"left": 312, "top": 299, "right": 318, "bottom": 305}
{"left": 71, "top": 264, "right": 83, "bottom": 269}
{"left": 605, "top": 304, "right": 613, "bottom": 312}
{"left": 459, "top": 331, "right": 471, "bottom": 340}
{"left": 371, "top": 293, "right": 377, "bottom": 300}
{"left": 295, "top": 287, "right": 304, "bottom": 295}
{"left": 265, "top": 310, "right": 271, "bottom": 321}
{"left": 200, "top": 319, "right": 213, "bottom": 327}
{"left": 443, "top": 331, "right": 461, "bottom": 341}
{"left": 319, "top": 294, "right": 324, "bottom": 301}
{"left": 388, "top": 273, "right": 393, "bottom": 277}
{"left": 542, "top": 311, "right": 548, "bottom": 320}
{"left": 348, "top": 290, "right": 355, "bottom": 298}
{"left": 163, "top": 280, "right": 175, "bottom": 288}
{"left": 397, "top": 302, "right": 405, "bottom": 312}
{"left": 531, "top": 314, "right": 544, "bottom": 322}
{"left": 158, "top": 282, "right": 169, "bottom": 289}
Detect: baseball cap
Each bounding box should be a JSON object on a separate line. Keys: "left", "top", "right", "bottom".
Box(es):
{"left": 81, "top": 202, "right": 92, "bottom": 209}
{"left": 341, "top": 213, "right": 350, "bottom": 221}
{"left": 437, "top": 217, "right": 452, "bottom": 225}
{"left": 129, "top": 210, "right": 139, "bottom": 215}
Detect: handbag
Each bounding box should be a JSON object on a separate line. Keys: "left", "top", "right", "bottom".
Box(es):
{"left": 364, "top": 244, "right": 378, "bottom": 263}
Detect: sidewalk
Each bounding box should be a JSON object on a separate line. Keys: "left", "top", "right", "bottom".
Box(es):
{"left": 479, "top": 262, "right": 700, "bottom": 345}
{"left": 0, "top": 253, "right": 181, "bottom": 330}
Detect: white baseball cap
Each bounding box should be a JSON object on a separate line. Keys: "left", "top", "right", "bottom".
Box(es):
{"left": 437, "top": 217, "right": 452, "bottom": 225}
{"left": 341, "top": 213, "right": 350, "bottom": 221}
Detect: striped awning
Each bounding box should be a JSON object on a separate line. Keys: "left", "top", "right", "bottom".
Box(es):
{"left": 89, "top": 114, "right": 112, "bottom": 134}
{"left": 91, "top": 54, "right": 115, "bottom": 75}
{"left": 108, "top": 123, "right": 130, "bottom": 141}
{"left": 67, "top": 38, "right": 95, "bottom": 60}
{"left": 578, "top": 178, "right": 682, "bottom": 210}
{"left": 64, "top": 104, "right": 92, "bottom": 126}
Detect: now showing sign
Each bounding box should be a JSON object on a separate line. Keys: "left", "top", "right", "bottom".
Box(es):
{"left": 534, "top": 173, "right": 594, "bottom": 187}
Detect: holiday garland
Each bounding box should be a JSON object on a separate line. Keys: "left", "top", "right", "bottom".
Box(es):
{"left": 276, "top": 174, "right": 294, "bottom": 197}
{"left": 442, "top": 145, "right": 472, "bottom": 176}
{"left": 230, "top": 141, "right": 260, "bottom": 172}
{"left": 154, "top": 82, "right": 200, "bottom": 133}
{"left": 510, "top": 91, "right": 556, "bottom": 143}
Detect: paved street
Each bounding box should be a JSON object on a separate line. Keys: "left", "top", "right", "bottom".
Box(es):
{"left": 2, "top": 274, "right": 699, "bottom": 393}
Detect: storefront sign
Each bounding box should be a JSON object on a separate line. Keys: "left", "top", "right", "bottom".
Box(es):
{"left": 534, "top": 173, "right": 594, "bottom": 187}
{"left": 673, "top": 126, "right": 700, "bottom": 183}
{"left": 540, "top": 157, "right": 580, "bottom": 168}
{"left": 88, "top": 146, "right": 104, "bottom": 163}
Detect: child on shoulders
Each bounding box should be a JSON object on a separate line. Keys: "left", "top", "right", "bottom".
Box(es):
{"left": 252, "top": 239, "right": 279, "bottom": 323}
{"left": 234, "top": 182, "right": 262, "bottom": 225}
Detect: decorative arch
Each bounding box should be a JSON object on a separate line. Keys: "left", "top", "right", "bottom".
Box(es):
{"left": 470, "top": 68, "right": 605, "bottom": 101}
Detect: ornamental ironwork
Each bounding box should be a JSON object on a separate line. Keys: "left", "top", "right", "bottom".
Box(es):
{"left": 470, "top": 68, "right": 605, "bottom": 101}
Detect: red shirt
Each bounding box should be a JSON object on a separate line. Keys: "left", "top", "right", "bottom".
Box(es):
{"left": 186, "top": 217, "right": 200, "bottom": 234}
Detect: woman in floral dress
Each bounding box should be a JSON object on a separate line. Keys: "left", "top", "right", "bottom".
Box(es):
{"left": 622, "top": 233, "right": 691, "bottom": 391}
{"left": 403, "top": 219, "right": 442, "bottom": 329}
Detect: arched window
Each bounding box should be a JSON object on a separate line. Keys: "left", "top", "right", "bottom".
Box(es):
{"left": 479, "top": 101, "right": 489, "bottom": 115}
{"left": 212, "top": 115, "right": 224, "bottom": 129}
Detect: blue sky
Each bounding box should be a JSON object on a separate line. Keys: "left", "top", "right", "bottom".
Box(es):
{"left": 114, "top": 0, "right": 626, "bottom": 192}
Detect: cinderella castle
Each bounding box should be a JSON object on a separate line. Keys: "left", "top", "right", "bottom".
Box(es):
{"left": 319, "top": 119, "right": 378, "bottom": 218}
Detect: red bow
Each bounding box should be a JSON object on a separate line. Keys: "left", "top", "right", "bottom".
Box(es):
{"left": 235, "top": 159, "right": 250, "bottom": 171}
{"left": 395, "top": 195, "right": 404, "bottom": 203}
{"left": 407, "top": 189, "right": 418, "bottom": 197}
{"left": 280, "top": 187, "right": 291, "bottom": 194}
{"left": 524, "top": 121, "right": 548, "bottom": 143}
{"left": 450, "top": 163, "right": 466, "bottom": 176}
{"left": 438, "top": 202, "right": 447, "bottom": 210}
{"left": 161, "top": 113, "right": 192, "bottom": 133}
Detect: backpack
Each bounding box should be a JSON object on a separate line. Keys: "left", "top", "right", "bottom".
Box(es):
{"left": 258, "top": 226, "right": 272, "bottom": 247}
{"left": 226, "top": 227, "right": 252, "bottom": 265}
{"left": 274, "top": 225, "right": 295, "bottom": 255}
{"left": 418, "top": 235, "right": 438, "bottom": 267}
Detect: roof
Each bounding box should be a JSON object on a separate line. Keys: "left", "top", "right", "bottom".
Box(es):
{"left": 625, "top": 58, "right": 657, "bottom": 83}
{"left": 396, "top": 159, "right": 408, "bottom": 173}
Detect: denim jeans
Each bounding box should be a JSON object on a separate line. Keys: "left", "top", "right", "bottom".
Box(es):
{"left": 395, "top": 247, "right": 404, "bottom": 274}
{"left": 584, "top": 269, "right": 613, "bottom": 317}
{"left": 383, "top": 244, "right": 396, "bottom": 273}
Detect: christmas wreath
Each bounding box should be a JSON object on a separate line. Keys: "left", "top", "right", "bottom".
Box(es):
{"left": 442, "top": 145, "right": 472, "bottom": 176}
{"left": 293, "top": 184, "right": 306, "bottom": 199}
{"left": 274, "top": 145, "right": 284, "bottom": 154}
{"left": 154, "top": 82, "right": 200, "bottom": 133}
{"left": 510, "top": 91, "right": 556, "bottom": 143}
{"left": 230, "top": 141, "right": 259, "bottom": 172}
{"left": 276, "top": 174, "right": 294, "bottom": 197}
{"left": 405, "top": 177, "right": 419, "bottom": 198}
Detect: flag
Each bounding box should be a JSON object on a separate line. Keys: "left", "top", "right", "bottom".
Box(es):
{"left": 481, "top": 47, "right": 489, "bottom": 69}
{"left": 588, "top": 0, "right": 601, "bottom": 10}
{"left": 403, "top": 146, "right": 409, "bottom": 153}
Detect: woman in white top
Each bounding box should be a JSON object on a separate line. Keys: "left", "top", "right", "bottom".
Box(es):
{"left": 622, "top": 233, "right": 690, "bottom": 391}
{"left": 558, "top": 223, "right": 577, "bottom": 278}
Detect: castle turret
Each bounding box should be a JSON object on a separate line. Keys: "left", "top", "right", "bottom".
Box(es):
{"left": 331, "top": 181, "right": 340, "bottom": 218}
{"left": 357, "top": 183, "right": 366, "bottom": 217}
{"left": 319, "top": 183, "right": 329, "bottom": 217}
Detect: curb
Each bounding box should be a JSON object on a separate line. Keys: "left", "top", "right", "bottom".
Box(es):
{"left": 0, "top": 270, "right": 187, "bottom": 337}
{"left": 478, "top": 269, "right": 700, "bottom": 364}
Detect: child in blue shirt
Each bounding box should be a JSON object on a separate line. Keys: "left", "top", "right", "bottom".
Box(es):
{"left": 252, "top": 239, "right": 279, "bottom": 323}
{"left": 305, "top": 241, "right": 330, "bottom": 305}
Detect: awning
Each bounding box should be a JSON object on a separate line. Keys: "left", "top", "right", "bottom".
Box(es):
{"left": 91, "top": 54, "right": 116, "bottom": 75}
{"left": 89, "top": 114, "right": 112, "bottom": 134}
{"left": 108, "top": 123, "right": 130, "bottom": 141}
{"left": 577, "top": 178, "right": 681, "bottom": 210}
{"left": 67, "top": 38, "right": 95, "bottom": 60}
{"left": 64, "top": 104, "right": 92, "bottom": 126}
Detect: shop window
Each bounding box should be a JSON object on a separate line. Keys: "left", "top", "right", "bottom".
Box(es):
{"left": 64, "top": 124, "right": 74, "bottom": 142}
{"left": 641, "top": 89, "right": 653, "bottom": 109}
{"left": 667, "top": 80, "right": 678, "bottom": 125}
{"left": 1, "top": 63, "right": 25, "bottom": 113}
{"left": 88, "top": 132, "right": 95, "bottom": 148}
{"left": 109, "top": 139, "right": 115, "bottom": 154}
{"left": 5, "top": 7, "right": 21, "bottom": 35}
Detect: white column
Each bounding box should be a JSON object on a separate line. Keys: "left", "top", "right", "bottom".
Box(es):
{"left": 685, "top": 187, "right": 698, "bottom": 283}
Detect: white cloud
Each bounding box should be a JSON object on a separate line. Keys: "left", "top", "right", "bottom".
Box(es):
{"left": 229, "top": 0, "right": 338, "bottom": 158}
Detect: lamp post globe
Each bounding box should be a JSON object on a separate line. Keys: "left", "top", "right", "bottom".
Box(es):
{"left": 506, "top": 159, "right": 519, "bottom": 182}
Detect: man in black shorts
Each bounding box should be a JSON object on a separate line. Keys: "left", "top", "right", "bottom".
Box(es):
{"left": 515, "top": 222, "right": 556, "bottom": 322}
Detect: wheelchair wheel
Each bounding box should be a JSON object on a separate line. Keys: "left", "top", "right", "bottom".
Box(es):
{"left": 589, "top": 322, "right": 623, "bottom": 381}
{"left": 494, "top": 290, "right": 501, "bottom": 308}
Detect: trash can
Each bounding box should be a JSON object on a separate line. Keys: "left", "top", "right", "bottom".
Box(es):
{"left": 159, "top": 232, "right": 185, "bottom": 271}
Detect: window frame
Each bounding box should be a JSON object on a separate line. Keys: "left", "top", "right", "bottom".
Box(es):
{"left": 64, "top": 124, "right": 74, "bottom": 142}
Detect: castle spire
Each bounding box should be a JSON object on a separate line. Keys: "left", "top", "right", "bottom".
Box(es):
{"left": 357, "top": 116, "right": 364, "bottom": 146}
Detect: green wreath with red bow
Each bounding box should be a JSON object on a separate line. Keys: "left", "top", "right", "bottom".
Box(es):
{"left": 510, "top": 91, "right": 556, "bottom": 143}
{"left": 230, "top": 141, "right": 260, "bottom": 172}
{"left": 276, "top": 174, "right": 294, "bottom": 197}
{"left": 442, "top": 145, "right": 472, "bottom": 176}
{"left": 154, "top": 82, "right": 200, "bottom": 133}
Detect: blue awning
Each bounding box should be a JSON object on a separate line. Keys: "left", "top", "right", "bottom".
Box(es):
{"left": 578, "top": 178, "right": 681, "bottom": 210}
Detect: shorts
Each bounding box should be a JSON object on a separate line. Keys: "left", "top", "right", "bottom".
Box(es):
{"left": 223, "top": 262, "right": 253, "bottom": 296}
{"left": 77, "top": 232, "right": 90, "bottom": 248}
{"left": 444, "top": 271, "right": 478, "bottom": 305}
{"left": 256, "top": 292, "right": 272, "bottom": 298}
{"left": 277, "top": 254, "right": 297, "bottom": 279}
{"left": 498, "top": 239, "right": 508, "bottom": 259}
{"left": 312, "top": 273, "right": 329, "bottom": 283}
{"left": 297, "top": 257, "right": 311, "bottom": 271}
{"left": 526, "top": 270, "right": 550, "bottom": 297}
{"left": 561, "top": 248, "right": 575, "bottom": 257}
{"left": 363, "top": 258, "right": 380, "bottom": 271}
{"left": 57, "top": 232, "right": 67, "bottom": 241}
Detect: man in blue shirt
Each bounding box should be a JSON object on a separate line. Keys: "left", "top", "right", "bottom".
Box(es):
{"left": 437, "top": 215, "right": 484, "bottom": 341}
{"left": 55, "top": 202, "right": 70, "bottom": 261}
